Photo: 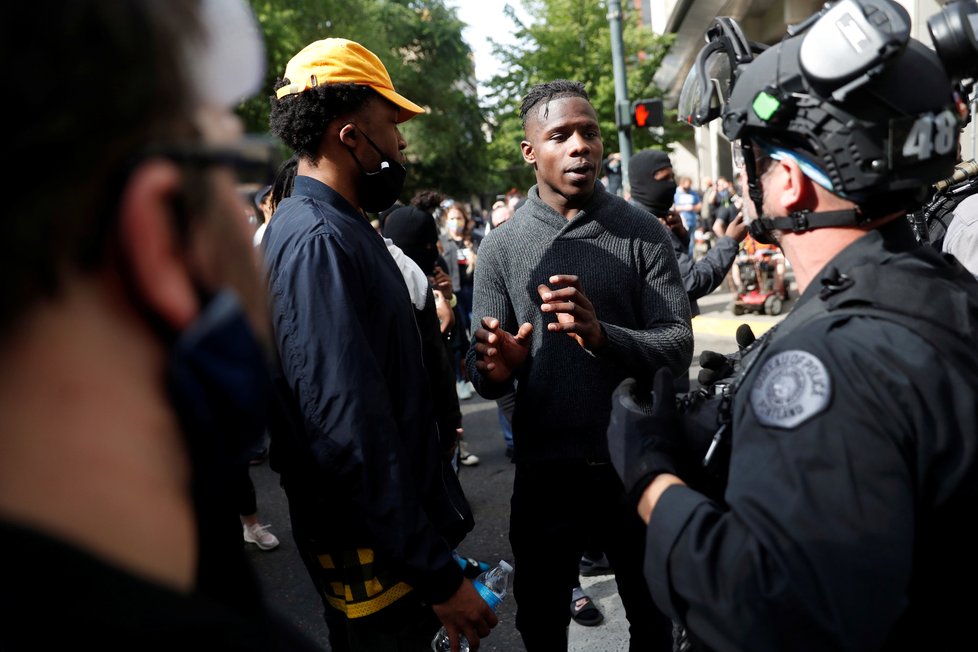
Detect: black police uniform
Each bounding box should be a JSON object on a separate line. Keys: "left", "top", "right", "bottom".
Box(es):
{"left": 645, "top": 219, "right": 978, "bottom": 652}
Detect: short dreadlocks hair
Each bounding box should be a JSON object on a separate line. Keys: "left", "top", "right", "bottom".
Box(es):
{"left": 411, "top": 189, "right": 445, "bottom": 214}
{"left": 269, "top": 81, "right": 376, "bottom": 160}
{"left": 519, "top": 80, "right": 590, "bottom": 129}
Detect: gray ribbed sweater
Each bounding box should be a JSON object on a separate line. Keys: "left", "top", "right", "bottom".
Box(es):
{"left": 465, "top": 183, "right": 693, "bottom": 462}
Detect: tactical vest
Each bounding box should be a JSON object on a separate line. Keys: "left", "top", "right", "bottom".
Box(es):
{"left": 676, "top": 248, "right": 978, "bottom": 652}
{"left": 909, "top": 174, "right": 978, "bottom": 250}
{"left": 681, "top": 247, "right": 978, "bottom": 503}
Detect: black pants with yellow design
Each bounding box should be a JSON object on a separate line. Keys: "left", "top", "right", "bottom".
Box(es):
{"left": 286, "top": 490, "right": 441, "bottom": 652}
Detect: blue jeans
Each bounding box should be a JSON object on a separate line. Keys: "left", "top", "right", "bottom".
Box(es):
{"left": 682, "top": 212, "right": 698, "bottom": 256}
{"left": 496, "top": 389, "right": 516, "bottom": 452}
{"left": 498, "top": 407, "right": 513, "bottom": 451}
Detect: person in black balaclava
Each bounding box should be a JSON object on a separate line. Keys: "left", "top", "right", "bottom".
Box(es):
{"left": 628, "top": 149, "right": 677, "bottom": 217}
{"left": 629, "top": 149, "right": 747, "bottom": 326}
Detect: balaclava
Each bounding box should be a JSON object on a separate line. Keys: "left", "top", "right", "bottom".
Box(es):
{"left": 629, "top": 150, "right": 676, "bottom": 217}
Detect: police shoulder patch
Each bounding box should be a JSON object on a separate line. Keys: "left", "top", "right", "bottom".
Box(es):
{"left": 749, "top": 350, "right": 831, "bottom": 429}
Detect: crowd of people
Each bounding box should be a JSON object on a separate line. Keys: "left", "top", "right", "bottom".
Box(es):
{"left": 6, "top": 1, "right": 978, "bottom": 652}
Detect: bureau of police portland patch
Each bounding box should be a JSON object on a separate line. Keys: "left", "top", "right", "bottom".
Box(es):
{"left": 750, "top": 350, "right": 831, "bottom": 429}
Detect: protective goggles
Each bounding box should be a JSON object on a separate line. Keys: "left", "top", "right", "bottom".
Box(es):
{"left": 677, "top": 17, "right": 765, "bottom": 126}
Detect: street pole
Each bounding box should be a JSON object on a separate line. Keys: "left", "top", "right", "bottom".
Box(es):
{"left": 607, "top": 0, "right": 632, "bottom": 194}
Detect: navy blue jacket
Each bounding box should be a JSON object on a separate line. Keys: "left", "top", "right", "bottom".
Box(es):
{"left": 262, "top": 176, "right": 462, "bottom": 605}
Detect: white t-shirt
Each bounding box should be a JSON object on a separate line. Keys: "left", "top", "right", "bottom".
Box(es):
{"left": 253, "top": 222, "right": 267, "bottom": 248}
{"left": 385, "top": 238, "right": 429, "bottom": 310}
{"left": 943, "top": 193, "right": 978, "bottom": 278}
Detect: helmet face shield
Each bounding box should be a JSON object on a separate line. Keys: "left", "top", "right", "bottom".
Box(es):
{"left": 677, "top": 17, "right": 763, "bottom": 127}
{"left": 678, "top": 45, "right": 731, "bottom": 126}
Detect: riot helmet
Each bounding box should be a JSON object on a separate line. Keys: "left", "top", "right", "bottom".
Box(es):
{"left": 678, "top": 0, "right": 978, "bottom": 241}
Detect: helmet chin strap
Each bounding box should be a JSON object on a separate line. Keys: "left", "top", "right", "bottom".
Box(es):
{"left": 741, "top": 140, "right": 863, "bottom": 242}
{"left": 754, "top": 208, "right": 863, "bottom": 234}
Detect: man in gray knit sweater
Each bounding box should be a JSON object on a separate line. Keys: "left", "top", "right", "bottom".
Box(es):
{"left": 465, "top": 79, "right": 692, "bottom": 650}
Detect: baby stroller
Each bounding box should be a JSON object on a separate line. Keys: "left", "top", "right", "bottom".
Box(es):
{"left": 732, "top": 249, "right": 788, "bottom": 316}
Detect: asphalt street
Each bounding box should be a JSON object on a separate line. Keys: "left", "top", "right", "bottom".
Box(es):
{"left": 244, "top": 283, "right": 794, "bottom": 651}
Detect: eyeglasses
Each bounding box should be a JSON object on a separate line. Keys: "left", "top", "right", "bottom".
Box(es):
{"left": 731, "top": 138, "right": 835, "bottom": 192}
{"left": 142, "top": 136, "right": 275, "bottom": 180}
{"left": 732, "top": 143, "right": 745, "bottom": 170}
{"left": 731, "top": 141, "right": 768, "bottom": 174}
{"left": 754, "top": 139, "right": 835, "bottom": 191}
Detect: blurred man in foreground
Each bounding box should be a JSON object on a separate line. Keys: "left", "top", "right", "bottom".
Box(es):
{"left": 0, "top": 0, "right": 319, "bottom": 649}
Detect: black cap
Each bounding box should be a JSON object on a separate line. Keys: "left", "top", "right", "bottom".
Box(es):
{"left": 382, "top": 205, "right": 439, "bottom": 273}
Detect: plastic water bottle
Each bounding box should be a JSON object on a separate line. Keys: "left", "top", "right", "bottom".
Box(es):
{"left": 431, "top": 559, "right": 514, "bottom": 652}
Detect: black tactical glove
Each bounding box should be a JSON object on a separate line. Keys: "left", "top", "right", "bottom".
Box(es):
{"left": 696, "top": 324, "right": 756, "bottom": 388}
{"left": 607, "top": 367, "right": 683, "bottom": 508}
{"left": 696, "top": 350, "right": 736, "bottom": 387}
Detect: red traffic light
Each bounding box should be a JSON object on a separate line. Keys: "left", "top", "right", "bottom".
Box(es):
{"left": 631, "top": 98, "right": 664, "bottom": 128}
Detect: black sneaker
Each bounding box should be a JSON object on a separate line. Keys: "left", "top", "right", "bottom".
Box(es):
{"left": 579, "top": 553, "right": 612, "bottom": 577}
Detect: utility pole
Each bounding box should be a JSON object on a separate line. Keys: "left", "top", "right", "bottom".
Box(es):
{"left": 607, "top": 0, "right": 632, "bottom": 193}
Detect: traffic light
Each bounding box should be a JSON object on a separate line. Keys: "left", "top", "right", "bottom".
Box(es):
{"left": 631, "top": 98, "right": 664, "bottom": 128}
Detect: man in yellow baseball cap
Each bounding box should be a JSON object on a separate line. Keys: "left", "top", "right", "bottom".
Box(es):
{"left": 264, "top": 38, "right": 496, "bottom": 652}
{"left": 275, "top": 38, "right": 424, "bottom": 122}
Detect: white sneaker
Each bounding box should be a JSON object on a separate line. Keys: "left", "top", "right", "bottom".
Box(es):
{"left": 458, "top": 441, "right": 480, "bottom": 466}
{"left": 456, "top": 380, "right": 473, "bottom": 400}
{"left": 243, "top": 522, "right": 280, "bottom": 551}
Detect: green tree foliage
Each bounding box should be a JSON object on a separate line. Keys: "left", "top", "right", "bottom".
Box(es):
{"left": 242, "top": 0, "right": 488, "bottom": 200}
{"left": 483, "top": 0, "right": 681, "bottom": 194}
{"left": 240, "top": 1, "right": 679, "bottom": 204}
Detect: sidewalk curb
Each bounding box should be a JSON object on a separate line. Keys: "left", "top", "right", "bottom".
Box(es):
{"left": 692, "top": 315, "right": 778, "bottom": 338}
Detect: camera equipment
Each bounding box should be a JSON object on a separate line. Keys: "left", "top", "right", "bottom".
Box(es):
{"left": 928, "top": 0, "right": 978, "bottom": 94}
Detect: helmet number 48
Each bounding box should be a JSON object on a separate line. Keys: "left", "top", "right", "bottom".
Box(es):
{"left": 899, "top": 109, "right": 958, "bottom": 162}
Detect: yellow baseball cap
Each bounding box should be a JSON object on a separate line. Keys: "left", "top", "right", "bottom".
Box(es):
{"left": 275, "top": 38, "right": 425, "bottom": 123}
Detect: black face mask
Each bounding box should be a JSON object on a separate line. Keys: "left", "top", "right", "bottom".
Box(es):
{"left": 631, "top": 178, "right": 677, "bottom": 217}
{"left": 165, "top": 290, "right": 273, "bottom": 596}
{"left": 347, "top": 127, "right": 407, "bottom": 213}
{"left": 166, "top": 290, "right": 271, "bottom": 469}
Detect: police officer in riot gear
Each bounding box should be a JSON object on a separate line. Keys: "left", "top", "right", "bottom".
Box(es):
{"left": 607, "top": 1, "right": 978, "bottom": 650}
